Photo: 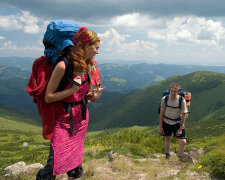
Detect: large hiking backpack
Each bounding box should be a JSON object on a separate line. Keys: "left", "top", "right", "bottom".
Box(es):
{"left": 26, "top": 20, "right": 81, "bottom": 139}
{"left": 42, "top": 20, "right": 82, "bottom": 92}
{"left": 158, "top": 89, "right": 191, "bottom": 114}
{"left": 43, "top": 20, "right": 80, "bottom": 66}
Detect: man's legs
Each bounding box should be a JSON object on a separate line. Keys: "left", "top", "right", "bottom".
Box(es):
{"left": 162, "top": 121, "right": 172, "bottom": 159}
{"left": 165, "top": 136, "right": 171, "bottom": 154}
{"left": 176, "top": 126, "right": 186, "bottom": 157}
{"left": 177, "top": 138, "right": 186, "bottom": 157}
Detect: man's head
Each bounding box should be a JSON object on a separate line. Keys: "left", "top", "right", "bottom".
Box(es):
{"left": 170, "top": 83, "right": 180, "bottom": 98}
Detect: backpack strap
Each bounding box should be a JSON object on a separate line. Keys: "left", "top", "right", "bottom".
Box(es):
{"left": 178, "top": 95, "right": 183, "bottom": 108}
{"left": 163, "top": 115, "right": 181, "bottom": 121}
{"left": 165, "top": 95, "right": 183, "bottom": 109}
{"left": 163, "top": 95, "right": 183, "bottom": 121}
{"left": 165, "top": 95, "right": 169, "bottom": 107}
{"left": 62, "top": 97, "right": 87, "bottom": 135}
{"left": 56, "top": 57, "right": 79, "bottom": 91}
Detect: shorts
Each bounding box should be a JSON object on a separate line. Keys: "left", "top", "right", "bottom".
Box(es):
{"left": 162, "top": 121, "right": 186, "bottom": 139}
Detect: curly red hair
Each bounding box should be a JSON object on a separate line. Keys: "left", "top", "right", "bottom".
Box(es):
{"left": 69, "top": 27, "right": 100, "bottom": 72}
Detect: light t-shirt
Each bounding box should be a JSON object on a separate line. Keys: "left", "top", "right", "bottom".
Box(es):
{"left": 161, "top": 95, "right": 186, "bottom": 125}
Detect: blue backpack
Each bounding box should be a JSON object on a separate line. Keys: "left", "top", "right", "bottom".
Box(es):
{"left": 43, "top": 20, "right": 80, "bottom": 66}
{"left": 42, "top": 20, "right": 81, "bottom": 91}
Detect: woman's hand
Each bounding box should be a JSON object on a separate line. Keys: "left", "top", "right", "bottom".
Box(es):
{"left": 71, "top": 76, "right": 82, "bottom": 93}
{"left": 91, "top": 85, "right": 103, "bottom": 102}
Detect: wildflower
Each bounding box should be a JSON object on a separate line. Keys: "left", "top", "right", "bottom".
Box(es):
{"left": 198, "top": 165, "right": 202, "bottom": 169}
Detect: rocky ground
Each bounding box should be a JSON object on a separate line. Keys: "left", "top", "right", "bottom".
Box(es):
{"left": 3, "top": 149, "right": 216, "bottom": 180}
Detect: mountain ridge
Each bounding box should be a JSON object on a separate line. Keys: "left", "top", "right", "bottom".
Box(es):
{"left": 88, "top": 71, "right": 225, "bottom": 131}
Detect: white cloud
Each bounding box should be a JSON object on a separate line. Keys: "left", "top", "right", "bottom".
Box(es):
{"left": 24, "top": 24, "right": 40, "bottom": 34}
{"left": 20, "top": 11, "right": 41, "bottom": 34}
{"left": 175, "top": 29, "right": 192, "bottom": 40}
{"left": 1, "top": 41, "right": 16, "bottom": 49}
{"left": 98, "top": 28, "right": 158, "bottom": 60}
{"left": 0, "top": 10, "right": 41, "bottom": 34}
{"left": 111, "top": 13, "right": 140, "bottom": 27}
{"left": 110, "top": 13, "right": 225, "bottom": 49}
{"left": 148, "top": 32, "right": 165, "bottom": 40}
{"left": 0, "top": 15, "right": 23, "bottom": 30}
{"left": 147, "top": 16, "right": 225, "bottom": 48}
{"left": 110, "top": 13, "right": 165, "bottom": 29}
{"left": 0, "top": 36, "right": 5, "bottom": 40}
{"left": 99, "top": 15, "right": 225, "bottom": 64}
{"left": 117, "top": 40, "right": 158, "bottom": 55}
{"left": 20, "top": 11, "right": 39, "bottom": 24}
{"left": 99, "top": 28, "right": 126, "bottom": 41}
{"left": 0, "top": 40, "right": 42, "bottom": 53}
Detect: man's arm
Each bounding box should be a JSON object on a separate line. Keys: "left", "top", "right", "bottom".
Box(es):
{"left": 176, "top": 111, "right": 186, "bottom": 136}
{"left": 159, "top": 106, "right": 165, "bottom": 135}
{"left": 180, "top": 113, "right": 186, "bottom": 128}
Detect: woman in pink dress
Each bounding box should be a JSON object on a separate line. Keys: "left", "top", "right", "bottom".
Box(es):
{"left": 36, "top": 27, "right": 103, "bottom": 179}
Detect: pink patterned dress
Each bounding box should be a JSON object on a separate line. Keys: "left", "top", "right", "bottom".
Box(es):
{"left": 51, "top": 74, "right": 89, "bottom": 175}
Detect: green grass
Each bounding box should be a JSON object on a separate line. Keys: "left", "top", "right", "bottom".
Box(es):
{"left": 0, "top": 117, "right": 41, "bottom": 133}
{"left": 0, "top": 130, "right": 49, "bottom": 176}
{"left": 196, "top": 134, "right": 225, "bottom": 179}
{"left": 1, "top": 126, "right": 225, "bottom": 179}
{"left": 1, "top": 101, "right": 225, "bottom": 179}
{"left": 0, "top": 107, "right": 41, "bottom": 128}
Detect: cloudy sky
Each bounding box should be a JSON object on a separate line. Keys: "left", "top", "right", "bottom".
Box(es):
{"left": 0, "top": 0, "right": 225, "bottom": 66}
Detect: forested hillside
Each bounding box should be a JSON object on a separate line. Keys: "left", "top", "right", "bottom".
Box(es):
{"left": 1, "top": 62, "right": 225, "bottom": 132}
{"left": 88, "top": 71, "right": 225, "bottom": 131}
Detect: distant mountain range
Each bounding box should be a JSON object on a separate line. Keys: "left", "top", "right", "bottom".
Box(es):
{"left": 1, "top": 57, "right": 225, "bottom": 129}
{"left": 99, "top": 63, "right": 225, "bottom": 93}
{"left": 1, "top": 56, "right": 225, "bottom": 93}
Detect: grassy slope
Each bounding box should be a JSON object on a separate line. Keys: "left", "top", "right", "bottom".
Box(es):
{"left": 0, "top": 116, "right": 41, "bottom": 133}
{"left": 186, "top": 106, "right": 225, "bottom": 138}
{"left": 1, "top": 124, "right": 224, "bottom": 179}
{"left": 0, "top": 117, "right": 225, "bottom": 179}
{"left": 0, "top": 107, "right": 41, "bottom": 131}
{"left": 1, "top": 71, "right": 225, "bottom": 179}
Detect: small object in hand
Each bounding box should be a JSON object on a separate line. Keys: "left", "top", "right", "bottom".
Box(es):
{"left": 86, "top": 92, "right": 92, "bottom": 100}
{"left": 92, "top": 87, "right": 103, "bottom": 101}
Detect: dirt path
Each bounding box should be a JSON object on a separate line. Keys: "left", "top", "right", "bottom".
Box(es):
{"left": 56, "top": 152, "right": 211, "bottom": 180}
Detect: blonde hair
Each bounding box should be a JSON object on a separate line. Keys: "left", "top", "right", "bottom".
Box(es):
{"left": 170, "top": 83, "right": 180, "bottom": 91}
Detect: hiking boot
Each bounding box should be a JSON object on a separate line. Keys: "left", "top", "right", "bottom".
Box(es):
{"left": 67, "top": 165, "right": 83, "bottom": 179}
{"left": 165, "top": 153, "right": 171, "bottom": 159}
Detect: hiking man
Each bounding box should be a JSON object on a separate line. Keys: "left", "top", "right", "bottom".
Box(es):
{"left": 159, "top": 83, "right": 187, "bottom": 159}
